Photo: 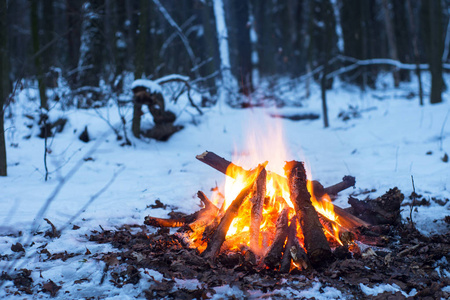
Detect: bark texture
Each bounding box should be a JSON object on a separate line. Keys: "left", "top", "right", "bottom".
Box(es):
{"left": 284, "top": 161, "right": 332, "bottom": 267}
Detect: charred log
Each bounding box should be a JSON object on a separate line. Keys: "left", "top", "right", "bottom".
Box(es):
{"left": 250, "top": 168, "right": 267, "bottom": 251}
{"left": 263, "top": 207, "right": 289, "bottom": 269}
{"left": 144, "top": 191, "right": 219, "bottom": 228}
{"left": 318, "top": 214, "right": 355, "bottom": 247}
{"left": 284, "top": 161, "right": 332, "bottom": 267}
{"left": 144, "top": 216, "right": 189, "bottom": 228}
{"left": 196, "top": 151, "right": 250, "bottom": 178}
{"left": 348, "top": 187, "right": 404, "bottom": 225}
{"left": 325, "top": 176, "right": 356, "bottom": 196}
{"left": 280, "top": 217, "right": 310, "bottom": 273}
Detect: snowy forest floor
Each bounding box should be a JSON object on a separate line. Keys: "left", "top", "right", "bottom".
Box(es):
{"left": 1, "top": 73, "right": 450, "bottom": 299}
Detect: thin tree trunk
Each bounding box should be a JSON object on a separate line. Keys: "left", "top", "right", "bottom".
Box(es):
{"left": 0, "top": 0, "right": 8, "bottom": 176}
{"left": 0, "top": 110, "right": 6, "bottom": 176}
{"left": 233, "top": 0, "right": 253, "bottom": 95}
{"left": 213, "top": 0, "right": 236, "bottom": 105}
{"left": 248, "top": 2, "right": 259, "bottom": 88}
{"left": 406, "top": 0, "right": 423, "bottom": 106}
{"left": 30, "top": 0, "right": 48, "bottom": 110}
{"left": 428, "top": 0, "right": 444, "bottom": 104}
{"left": 77, "top": 0, "right": 104, "bottom": 89}
{"left": 381, "top": 0, "right": 400, "bottom": 87}
{"left": 200, "top": 0, "right": 218, "bottom": 95}
{"left": 43, "top": 0, "right": 54, "bottom": 70}
{"left": 132, "top": 0, "right": 148, "bottom": 138}
{"left": 330, "top": 0, "right": 344, "bottom": 53}
{"left": 321, "top": 69, "right": 329, "bottom": 128}
{"left": 321, "top": 0, "right": 332, "bottom": 128}
{"left": 66, "top": 0, "right": 80, "bottom": 73}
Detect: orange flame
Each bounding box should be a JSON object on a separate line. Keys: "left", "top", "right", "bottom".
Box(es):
{"left": 190, "top": 112, "right": 344, "bottom": 254}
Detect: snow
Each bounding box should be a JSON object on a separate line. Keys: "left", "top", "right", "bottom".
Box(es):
{"left": 131, "top": 79, "right": 162, "bottom": 94}
{"left": 254, "top": 282, "right": 343, "bottom": 299}
{"left": 1, "top": 72, "right": 450, "bottom": 298}
{"left": 154, "top": 74, "right": 190, "bottom": 84}
{"left": 360, "top": 283, "right": 417, "bottom": 297}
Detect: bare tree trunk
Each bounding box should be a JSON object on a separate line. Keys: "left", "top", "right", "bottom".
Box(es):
{"left": 77, "top": 0, "right": 104, "bottom": 88}
{"left": 132, "top": 0, "right": 148, "bottom": 138}
{"left": 30, "top": 0, "right": 48, "bottom": 110}
{"left": 427, "top": 0, "right": 444, "bottom": 104}
{"left": 330, "top": 0, "right": 344, "bottom": 53}
{"left": 321, "top": 0, "right": 332, "bottom": 128}
{"left": 406, "top": 0, "right": 423, "bottom": 106}
{"left": 43, "top": 0, "right": 54, "bottom": 71}
{"left": 381, "top": 0, "right": 400, "bottom": 87}
{"left": 200, "top": 1, "right": 219, "bottom": 95}
{"left": 66, "top": 0, "right": 81, "bottom": 74}
{"left": 0, "top": 0, "right": 8, "bottom": 176}
{"left": 213, "top": 0, "right": 237, "bottom": 105}
{"left": 232, "top": 0, "right": 253, "bottom": 95}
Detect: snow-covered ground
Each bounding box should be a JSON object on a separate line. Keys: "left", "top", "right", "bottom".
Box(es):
{"left": 1, "top": 74, "right": 449, "bottom": 298}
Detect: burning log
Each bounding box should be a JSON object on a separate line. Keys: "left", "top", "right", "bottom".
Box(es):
{"left": 201, "top": 165, "right": 264, "bottom": 260}
{"left": 196, "top": 151, "right": 369, "bottom": 229}
{"left": 189, "top": 191, "right": 220, "bottom": 230}
{"left": 144, "top": 191, "right": 219, "bottom": 228}
{"left": 250, "top": 167, "right": 267, "bottom": 251}
{"left": 144, "top": 216, "right": 187, "bottom": 228}
{"left": 325, "top": 176, "right": 356, "bottom": 196}
{"left": 280, "top": 217, "right": 310, "bottom": 273}
{"left": 196, "top": 151, "right": 250, "bottom": 178}
{"left": 312, "top": 176, "right": 356, "bottom": 198}
{"left": 284, "top": 161, "right": 332, "bottom": 267}
{"left": 318, "top": 214, "right": 355, "bottom": 247}
{"left": 263, "top": 207, "right": 290, "bottom": 269}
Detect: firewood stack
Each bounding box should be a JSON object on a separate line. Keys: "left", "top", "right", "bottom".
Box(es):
{"left": 144, "top": 151, "right": 372, "bottom": 272}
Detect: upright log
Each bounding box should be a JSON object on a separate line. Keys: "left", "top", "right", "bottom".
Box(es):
{"left": 263, "top": 207, "right": 289, "bottom": 269}
{"left": 280, "top": 217, "right": 310, "bottom": 273}
{"left": 202, "top": 165, "right": 263, "bottom": 260}
{"left": 250, "top": 167, "right": 267, "bottom": 251}
{"left": 284, "top": 161, "right": 333, "bottom": 267}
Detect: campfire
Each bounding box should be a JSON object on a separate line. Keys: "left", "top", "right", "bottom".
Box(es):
{"left": 144, "top": 149, "right": 370, "bottom": 272}
{"left": 89, "top": 125, "right": 448, "bottom": 298}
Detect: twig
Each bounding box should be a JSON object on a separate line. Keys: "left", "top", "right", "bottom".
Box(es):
{"left": 159, "top": 15, "right": 197, "bottom": 58}
{"left": 43, "top": 115, "right": 49, "bottom": 181}
{"left": 152, "top": 0, "right": 201, "bottom": 79}
{"left": 410, "top": 175, "right": 416, "bottom": 227}
{"left": 156, "top": 76, "right": 203, "bottom": 115}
